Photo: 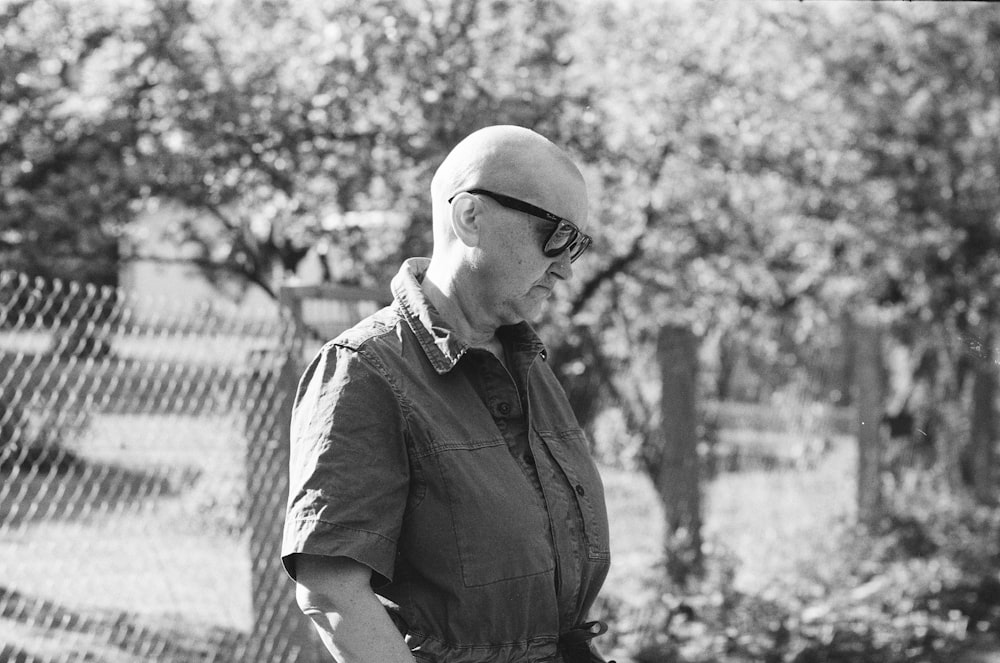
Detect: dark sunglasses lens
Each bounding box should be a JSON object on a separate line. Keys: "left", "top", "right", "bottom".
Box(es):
{"left": 544, "top": 222, "right": 578, "bottom": 253}
{"left": 567, "top": 235, "right": 591, "bottom": 262}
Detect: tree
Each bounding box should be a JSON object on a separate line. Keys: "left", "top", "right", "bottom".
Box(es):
{"left": 3, "top": 0, "right": 595, "bottom": 301}
{"left": 537, "top": 1, "right": 863, "bottom": 572}
{"left": 121, "top": 0, "right": 593, "bottom": 298}
{"left": 0, "top": 0, "right": 150, "bottom": 287}
{"left": 819, "top": 3, "right": 1000, "bottom": 502}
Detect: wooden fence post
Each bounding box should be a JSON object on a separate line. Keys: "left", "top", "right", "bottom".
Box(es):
{"left": 654, "top": 324, "right": 703, "bottom": 579}
{"left": 969, "top": 328, "right": 997, "bottom": 506}
{"left": 850, "top": 314, "right": 885, "bottom": 526}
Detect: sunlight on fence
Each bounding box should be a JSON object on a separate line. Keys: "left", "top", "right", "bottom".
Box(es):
{"left": 0, "top": 271, "right": 332, "bottom": 662}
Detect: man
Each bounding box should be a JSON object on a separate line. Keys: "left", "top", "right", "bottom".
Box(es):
{"left": 282, "top": 125, "right": 612, "bottom": 662}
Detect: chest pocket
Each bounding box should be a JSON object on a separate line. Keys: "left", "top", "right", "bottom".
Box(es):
{"left": 536, "top": 429, "right": 611, "bottom": 562}
{"left": 435, "top": 438, "right": 556, "bottom": 587}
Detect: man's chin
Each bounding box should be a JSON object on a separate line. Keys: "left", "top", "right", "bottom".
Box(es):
{"left": 517, "top": 301, "right": 547, "bottom": 323}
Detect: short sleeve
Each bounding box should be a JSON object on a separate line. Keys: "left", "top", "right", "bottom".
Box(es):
{"left": 281, "top": 342, "right": 409, "bottom": 586}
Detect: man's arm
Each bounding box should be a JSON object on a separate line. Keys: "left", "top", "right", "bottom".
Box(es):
{"left": 294, "top": 554, "right": 415, "bottom": 663}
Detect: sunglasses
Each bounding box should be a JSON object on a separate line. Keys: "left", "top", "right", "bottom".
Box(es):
{"left": 448, "top": 188, "right": 593, "bottom": 263}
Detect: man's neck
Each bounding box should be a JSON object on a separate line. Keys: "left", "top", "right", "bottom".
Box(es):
{"left": 421, "top": 261, "right": 502, "bottom": 357}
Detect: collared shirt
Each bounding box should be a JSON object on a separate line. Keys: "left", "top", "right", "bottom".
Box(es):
{"left": 282, "top": 258, "right": 611, "bottom": 662}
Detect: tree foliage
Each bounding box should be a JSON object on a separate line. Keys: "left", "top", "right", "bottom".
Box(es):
{"left": 545, "top": 1, "right": 862, "bottom": 459}
{"left": 5, "top": 0, "right": 998, "bottom": 491}
{"left": 813, "top": 4, "right": 1000, "bottom": 497}
{"left": 542, "top": 2, "right": 999, "bottom": 506}
{"left": 144, "top": 0, "right": 592, "bottom": 296}
{"left": 5, "top": 0, "right": 998, "bottom": 482}
{"left": 0, "top": 0, "right": 150, "bottom": 285}
{"left": 2, "top": 0, "right": 593, "bottom": 296}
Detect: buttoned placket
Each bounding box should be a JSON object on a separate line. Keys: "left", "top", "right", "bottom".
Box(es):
{"left": 463, "top": 349, "right": 539, "bottom": 490}
{"left": 465, "top": 344, "right": 588, "bottom": 632}
{"left": 520, "top": 356, "right": 586, "bottom": 632}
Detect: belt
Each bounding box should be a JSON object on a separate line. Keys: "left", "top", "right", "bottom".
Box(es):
{"left": 557, "top": 621, "right": 615, "bottom": 663}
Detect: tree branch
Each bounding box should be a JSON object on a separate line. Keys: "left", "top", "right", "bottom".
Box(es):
{"left": 570, "top": 233, "right": 644, "bottom": 317}
{"left": 122, "top": 252, "right": 277, "bottom": 300}
{"left": 569, "top": 140, "right": 676, "bottom": 316}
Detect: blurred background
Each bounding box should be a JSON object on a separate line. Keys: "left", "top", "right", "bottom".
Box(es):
{"left": 2, "top": 0, "right": 999, "bottom": 661}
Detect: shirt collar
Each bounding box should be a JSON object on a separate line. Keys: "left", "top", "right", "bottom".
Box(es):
{"left": 391, "top": 258, "right": 548, "bottom": 375}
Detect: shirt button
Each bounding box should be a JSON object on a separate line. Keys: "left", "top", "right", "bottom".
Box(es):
{"left": 575, "top": 484, "right": 586, "bottom": 496}
{"left": 497, "top": 402, "right": 511, "bottom": 415}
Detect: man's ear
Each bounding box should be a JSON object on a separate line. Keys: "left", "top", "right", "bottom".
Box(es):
{"left": 449, "top": 193, "right": 482, "bottom": 249}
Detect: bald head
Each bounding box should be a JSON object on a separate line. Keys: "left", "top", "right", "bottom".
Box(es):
{"left": 430, "top": 126, "right": 585, "bottom": 243}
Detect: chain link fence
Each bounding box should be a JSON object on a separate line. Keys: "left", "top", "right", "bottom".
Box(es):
{"left": 0, "top": 270, "right": 382, "bottom": 663}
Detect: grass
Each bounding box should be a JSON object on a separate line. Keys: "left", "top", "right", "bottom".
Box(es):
{"left": 701, "top": 435, "right": 857, "bottom": 596}
{"left": 597, "top": 435, "right": 1000, "bottom": 663}
{"left": 597, "top": 435, "right": 856, "bottom": 610}
{"left": 0, "top": 413, "right": 254, "bottom": 662}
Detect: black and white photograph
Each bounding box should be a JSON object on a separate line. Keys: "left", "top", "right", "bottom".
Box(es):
{"left": 1, "top": 1, "right": 999, "bottom": 661}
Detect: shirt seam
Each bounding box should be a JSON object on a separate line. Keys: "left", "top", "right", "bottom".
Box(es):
{"left": 286, "top": 516, "right": 398, "bottom": 547}
{"left": 332, "top": 329, "right": 427, "bottom": 512}
{"left": 408, "top": 629, "right": 560, "bottom": 650}
{"left": 410, "top": 435, "right": 507, "bottom": 459}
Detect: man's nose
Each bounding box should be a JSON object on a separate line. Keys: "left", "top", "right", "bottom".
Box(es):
{"left": 551, "top": 251, "right": 573, "bottom": 281}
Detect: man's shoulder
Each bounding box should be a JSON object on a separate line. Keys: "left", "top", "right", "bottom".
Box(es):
{"left": 330, "top": 303, "right": 404, "bottom": 352}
